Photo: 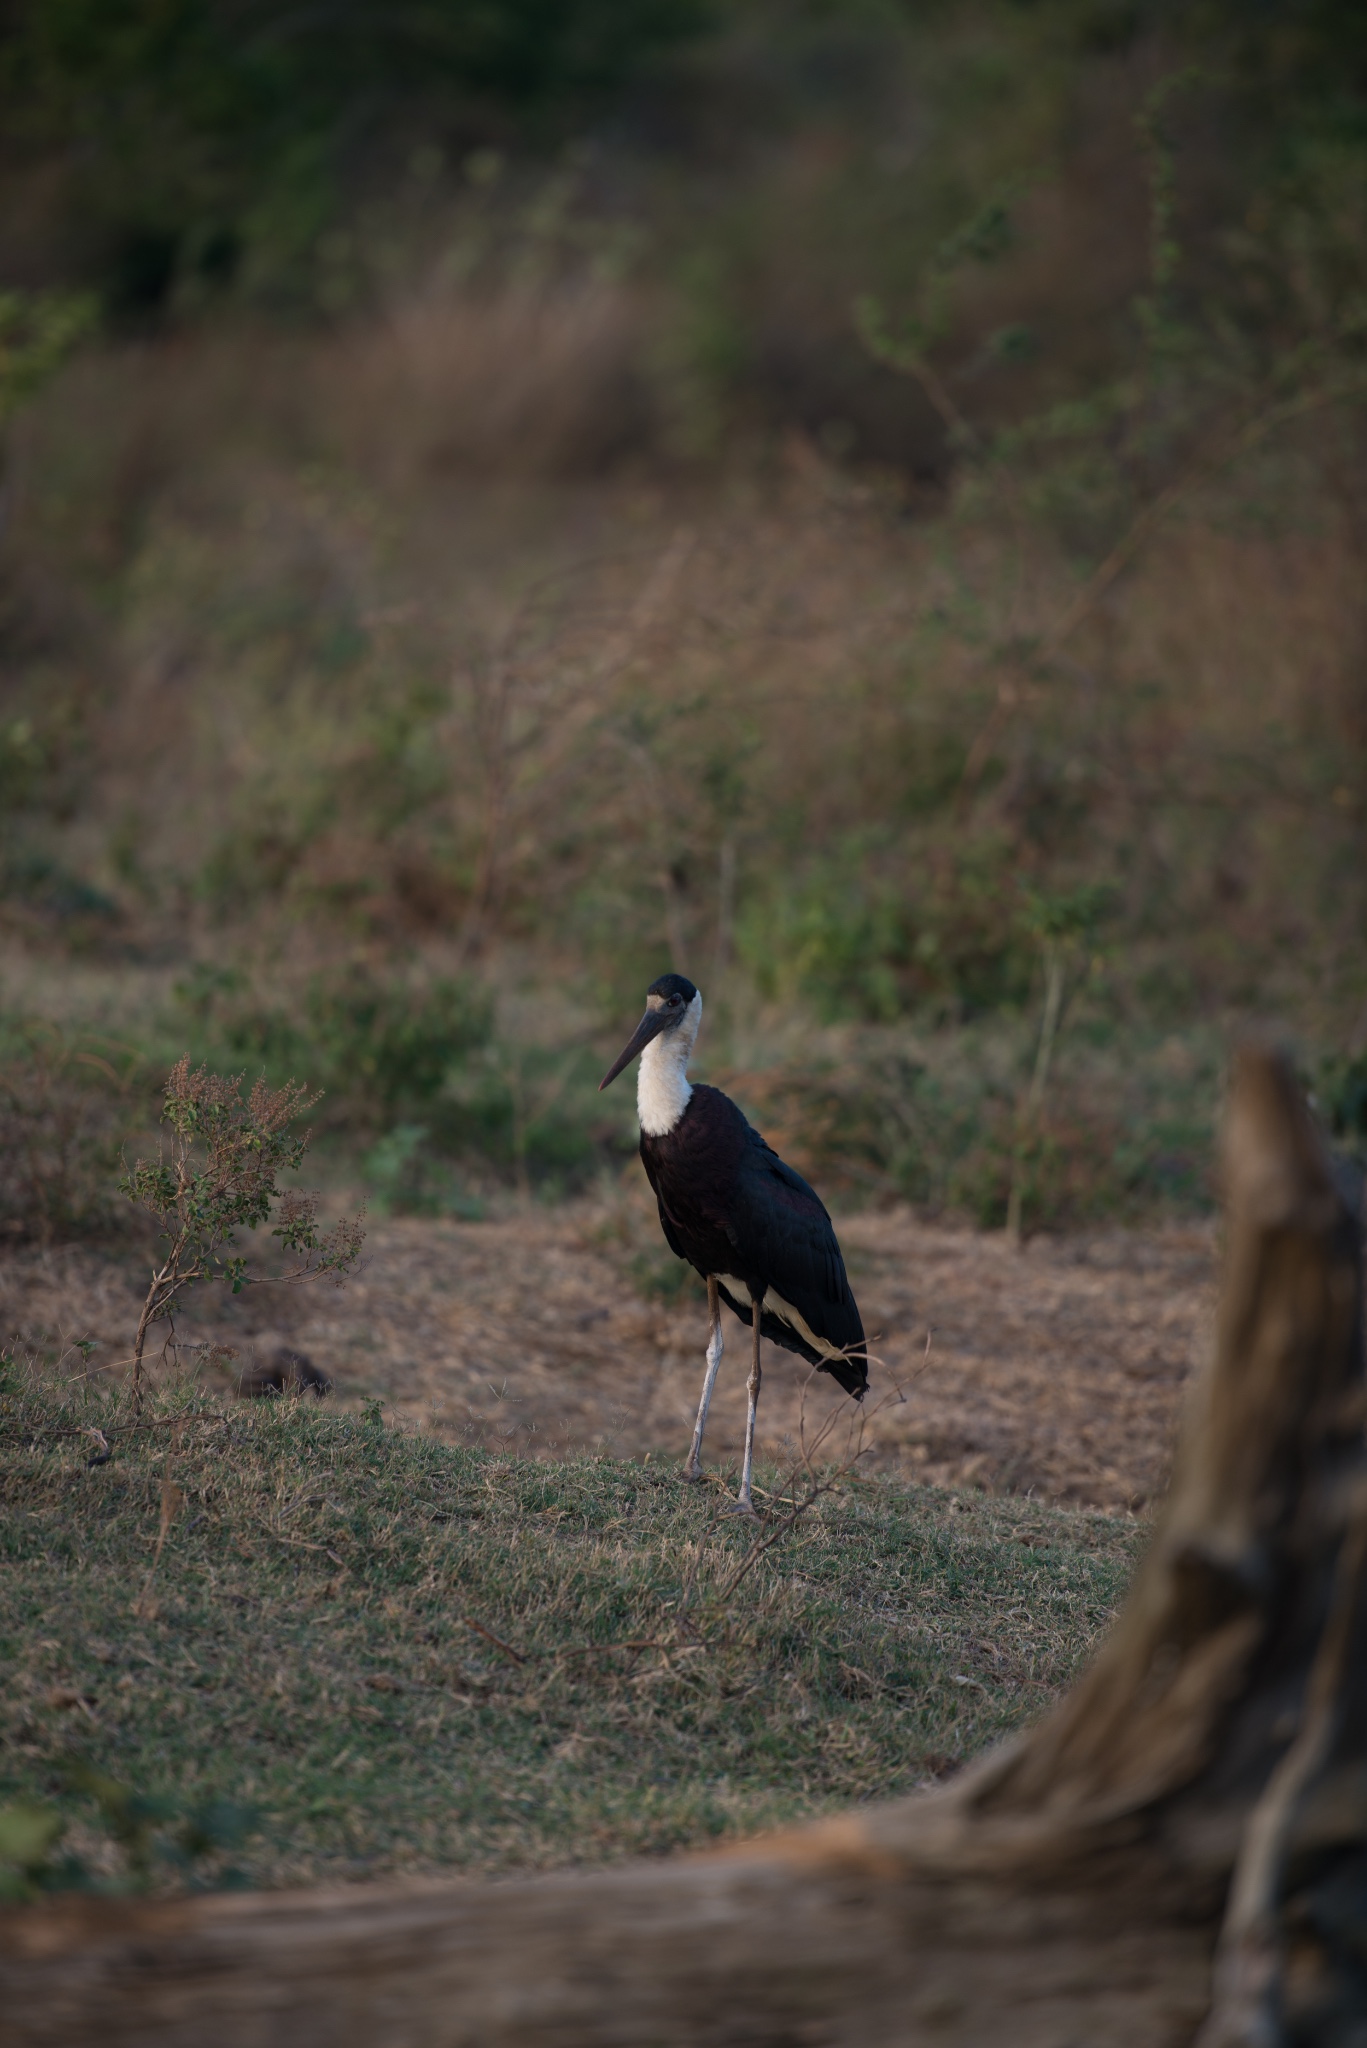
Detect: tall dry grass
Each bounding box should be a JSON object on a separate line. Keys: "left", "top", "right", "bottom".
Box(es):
{"left": 0, "top": 278, "right": 1362, "bottom": 1223}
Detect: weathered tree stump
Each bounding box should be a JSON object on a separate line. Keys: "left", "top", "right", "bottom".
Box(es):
{"left": 4, "top": 1043, "right": 1364, "bottom": 2047}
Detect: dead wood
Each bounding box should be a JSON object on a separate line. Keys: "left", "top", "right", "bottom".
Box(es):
{"left": 3, "top": 1041, "right": 1364, "bottom": 2048}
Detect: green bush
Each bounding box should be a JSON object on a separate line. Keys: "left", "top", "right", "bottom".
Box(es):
{"left": 174, "top": 964, "right": 492, "bottom": 1126}
{"left": 0, "top": 1020, "right": 144, "bottom": 1242}
{"left": 738, "top": 840, "right": 1037, "bottom": 1024}
{"left": 362, "top": 1123, "right": 485, "bottom": 1219}
{"left": 172, "top": 966, "right": 615, "bottom": 1196}
{"left": 721, "top": 1011, "right": 1221, "bottom": 1231}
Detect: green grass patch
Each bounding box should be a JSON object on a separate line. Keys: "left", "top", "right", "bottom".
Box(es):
{"left": 1, "top": 1394, "right": 1142, "bottom": 1893}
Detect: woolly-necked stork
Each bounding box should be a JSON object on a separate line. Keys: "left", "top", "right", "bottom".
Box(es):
{"left": 600, "top": 973, "right": 867, "bottom": 1514}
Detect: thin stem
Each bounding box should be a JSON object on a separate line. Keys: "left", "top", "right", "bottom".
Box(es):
{"left": 1007, "top": 943, "right": 1066, "bottom": 1243}
{"left": 1028, "top": 944, "right": 1066, "bottom": 1116}
{"left": 659, "top": 867, "right": 690, "bottom": 976}
{"left": 711, "top": 833, "right": 736, "bottom": 986}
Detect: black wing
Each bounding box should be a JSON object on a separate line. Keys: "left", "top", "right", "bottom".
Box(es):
{"left": 655, "top": 1199, "right": 688, "bottom": 1264}
{"left": 726, "top": 1126, "right": 867, "bottom": 1395}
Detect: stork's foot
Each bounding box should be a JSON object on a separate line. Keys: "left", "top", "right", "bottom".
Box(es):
{"left": 728, "top": 1496, "right": 761, "bottom": 1521}
{"left": 680, "top": 1462, "right": 706, "bottom": 1485}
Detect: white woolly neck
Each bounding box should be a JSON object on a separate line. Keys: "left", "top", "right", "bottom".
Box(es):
{"left": 637, "top": 990, "right": 702, "bottom": 1137}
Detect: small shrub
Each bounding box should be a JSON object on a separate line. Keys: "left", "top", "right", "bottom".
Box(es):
{"left": 121, "top": 1057, "right": 365, "bottom": 1400}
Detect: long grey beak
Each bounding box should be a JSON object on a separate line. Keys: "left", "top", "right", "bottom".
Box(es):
{"left": 599, "top": 1009, "right": 669, "bottom": 1091}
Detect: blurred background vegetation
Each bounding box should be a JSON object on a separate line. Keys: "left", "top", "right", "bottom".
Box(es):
{"left": 0, "top": 0, "right": 1364, "bottom": 1234}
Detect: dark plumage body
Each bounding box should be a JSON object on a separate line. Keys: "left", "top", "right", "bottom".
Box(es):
{"left": 640, "top": 1084, "right": 867, "bottom": 1398}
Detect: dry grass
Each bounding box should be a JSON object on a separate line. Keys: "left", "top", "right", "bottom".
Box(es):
{"left": 0, "top": 272, "right": 1359, "bottom": 1274}
{"left": 7, "top": 319, "right": 1364, "bottom": 1033}
{"left": 325, "top": 285, "right": 655, "bottom": 484}
{"left": 0, "top": 1380, "right": 1139, "bottom": 1893}
{"left": 3, "top": 322, "right": 1362, "bottom": 1239}
{"left": 0, "top": 1198, "right": 1212, "bottom": 1514}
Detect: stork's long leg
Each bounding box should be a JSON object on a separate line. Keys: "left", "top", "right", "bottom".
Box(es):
{"left": 683, "top": 1275, "right": 723, "bottom": 1482}
{"left": 733, "top": 1296, "right": 762, "bottom": 1517}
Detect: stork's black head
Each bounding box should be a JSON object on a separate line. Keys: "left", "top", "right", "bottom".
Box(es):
{"left": 646, "top": 972, "right": 698, "bottom": 1010}
{"left": 599, "top": 973, "right": 700, "bottom": 1091}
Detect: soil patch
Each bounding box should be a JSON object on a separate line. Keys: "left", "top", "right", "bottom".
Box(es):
{"left": 1, "top": 1205, "right": 1213, "bottom": 1514}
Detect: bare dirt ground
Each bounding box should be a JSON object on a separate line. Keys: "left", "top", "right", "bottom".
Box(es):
{"left": 2, "top": 1195, "right": 1216, "bottom": 1515}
